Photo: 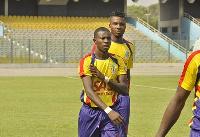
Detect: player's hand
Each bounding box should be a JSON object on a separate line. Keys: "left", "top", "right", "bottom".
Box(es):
{"left": 90, "top": 64, "right": 104, "bottom": 80}
{"left": 107, "top": 110, "right": 125, "bottom": 126}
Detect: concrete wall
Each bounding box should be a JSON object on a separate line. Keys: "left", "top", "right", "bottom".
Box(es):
{"left": 0, "top": 0, "right": 124, "bottom": 17}
{"left": 127, "top": 17, "right": 186, "bottom": 62}
{"left": 0, "top": 0, "right": 5, "bottom": 15}
{"left": 181, "top": 17, "right": 200, "bottom": 47}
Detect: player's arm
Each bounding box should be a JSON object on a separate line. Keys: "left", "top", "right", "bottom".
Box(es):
{"left": 127, "top": 69, "right": 130, "bottom": 88}
{"left": 82, "top": 75, "right": 125, "bottom": 126}
{"left": 127, "top": 42, "right": 134, "bottom": 87}
{"left": 156, "top": 86, "right": 190, "bottom": 137}
{"left": 89, "top": 64, "right": 128, "bottom": 95}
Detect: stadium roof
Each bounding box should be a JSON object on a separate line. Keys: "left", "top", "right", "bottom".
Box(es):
{"left": 38, "top": 0, "right": 69, "bottom": 5}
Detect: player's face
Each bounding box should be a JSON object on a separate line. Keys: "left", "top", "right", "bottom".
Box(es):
{"left": 94, "top": 31, "right": 111, "bottom": 53}
{"left": 109, "top": 16, "right": 126, "bottom": 38}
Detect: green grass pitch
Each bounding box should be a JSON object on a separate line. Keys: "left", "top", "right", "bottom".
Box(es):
{"left": 0, "top": 75, "right": 193, "bottom": 137}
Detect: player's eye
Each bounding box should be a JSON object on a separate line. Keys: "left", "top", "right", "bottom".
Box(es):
{"left": 101, "top": 37, "right": 111, "bottom": 40}
{"left": 107, "top": 37, "right": 111, "bottom": 40}
{"left": 120, "top": 23, "right": 125, "bottom": 26}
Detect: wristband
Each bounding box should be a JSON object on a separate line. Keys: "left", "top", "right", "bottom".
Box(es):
{"left": 104, "top": 76, "right": 110, "bottom": 83}
{"left": 104, "top": 106, "right": 112, "bottom": 114}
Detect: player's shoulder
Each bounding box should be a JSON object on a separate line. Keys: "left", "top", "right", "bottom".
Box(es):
{"left": 185, "top": 50, "right": 200, "bottom": 65}
{"left": 109, "top": 53, "right": 120, "bottom": 58}
{"left": 124, "top": 39, "right": 134, "bottom": 52}
{"left": 188, "top": 50, "right": 200, "bottom": 59}
{"left": 109, "top": 53, "right": 125, "bottom": 63}
{"left": 80, "top": 52, "right": 92, "bottom": 62}
{"left": 191, "top": 50, "right": 200, "bottom": 56}
{"left": 124, "top": 39, "right": 133, "bottom": 46}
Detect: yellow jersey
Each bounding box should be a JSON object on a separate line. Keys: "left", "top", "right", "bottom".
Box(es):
{"left": 179, "top": 50, "right": 200, "bottom": 130}
{"left": 79, "top": 52, "right": 127, "bottom": 107}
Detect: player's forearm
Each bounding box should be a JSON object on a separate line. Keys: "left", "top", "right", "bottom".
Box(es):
{"left": 156, "top": 86, "right": 190, "bottom": 137}
{"left": 127, "top": 69, "right": 131, "bottom": 90}
{"left": 82, "top": 76, "right": 108, "bottom": 110}
{"left": 127, "top": 69, "right": 130, "bottom": 83}
{"left": 156, "top": 98, "right": 185, "bottom": 137}
{"left": 107, "top": 80, "right": 128, "bottom": 95}
{"left": 86, "top": 89, "right": 107, "bottom": 110}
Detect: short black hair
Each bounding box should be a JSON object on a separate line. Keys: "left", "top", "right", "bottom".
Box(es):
{"left": 110, "top": 10, "right": 126, "bottom": 18}
{"left": 94, "top": 27, "right": 110, "bottom": 38}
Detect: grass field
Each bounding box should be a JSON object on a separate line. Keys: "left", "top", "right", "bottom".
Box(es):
{"left": 0, "top": 75, "right": 194, "bottom": 137}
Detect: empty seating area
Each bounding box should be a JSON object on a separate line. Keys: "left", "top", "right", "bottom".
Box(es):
{"left": 0, "top": 15, "right": 133, "bottom": 39}
{"left": 0, "top": 15, "right": 180, "bottom": 63}
{"left": 10, "top": 29, "right": 94, "bottom": 39}
{"left": 0, "top": 15, "right": 109, "bottom": 30}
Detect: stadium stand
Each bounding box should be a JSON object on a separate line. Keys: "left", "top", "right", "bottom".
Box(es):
{"left": 0, "top": 14, "right": 182, "bottom": 63}
{"left": 0, "top": 15, "right": 109, "bottom": 30}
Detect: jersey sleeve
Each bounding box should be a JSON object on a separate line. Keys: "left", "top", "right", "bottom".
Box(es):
{"left": 91, "top": 44, "right": 96, "bottom": 52}
{"left": 78, "top": 57, "right": 92, "bottom": 77}
{"left": 179, "top": 53, "right": 199, "bottom": 91}
{"left": 117, "top": 56, "right": 127, "bottom": 76}
{"left": 127, "top": 43, "right": 134, "bottom": 69}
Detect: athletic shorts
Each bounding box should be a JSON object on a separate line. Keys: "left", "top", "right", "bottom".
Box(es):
{"left": 115, "top": 94, "right": 130, "bottom": 137}
{"left": 190, "top": 129, "right": 200, "bottom": 137}
{"left": 78, "top": 103, "right": 119, "bottom": 137}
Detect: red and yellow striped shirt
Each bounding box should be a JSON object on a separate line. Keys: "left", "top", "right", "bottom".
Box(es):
{"left": 179, "top": 50, "right": 200, "bottom": 130}
{"left": 78, "top": 52, "right": 127, "bottom": 107}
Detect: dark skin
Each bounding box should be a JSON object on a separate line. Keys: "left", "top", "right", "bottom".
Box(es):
{"left": 81, "top": 30, "right": 128, "bottom": 126}
{"left": 156, "top": 86, "right": 191, "bottom": 137}
{"left": 109, "top": 16, "right": 131, "bottom": 86}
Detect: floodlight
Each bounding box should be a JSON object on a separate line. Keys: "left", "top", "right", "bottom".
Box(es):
{"left": 160, "top": 0, "right": 167, "bottom": 3}
{"left": 103, "top": 0, "right": 109, "bottom": 2}
{"left": 187, "top": 0, "right": 195, "bottom": 3}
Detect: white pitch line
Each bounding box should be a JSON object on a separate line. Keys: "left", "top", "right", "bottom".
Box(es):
{"left": 133, "top": 84, "right": 176, "bottom": 91}
{"left": 64, "top": 76, "right": 79, "bottom": 80}
{"left": 65, "top": 76, "right": 176, "bottom": 91}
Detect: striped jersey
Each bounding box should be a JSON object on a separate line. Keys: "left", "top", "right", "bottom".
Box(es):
{"left": 92, "top": 39, "right": 134, "bottom": 69}
{"left": 78, "top": 52, "right": 127, "bottom": 107}
{"left": 109, "top": 39, "right": 134, "bottom": 69}
{"left": 178, "top": 50, "right": 200, "bottom": 130}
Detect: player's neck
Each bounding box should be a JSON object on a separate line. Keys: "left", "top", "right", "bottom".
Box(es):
{"left": 111, "top": 36, "right": 123, "bottom": 43}
{"left": 94, "top": 51, "right": 109, "bottom": 60}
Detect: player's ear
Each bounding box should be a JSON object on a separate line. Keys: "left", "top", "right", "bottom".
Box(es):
{"left": 93, "top": 38, "right": 96, "bottom": 43}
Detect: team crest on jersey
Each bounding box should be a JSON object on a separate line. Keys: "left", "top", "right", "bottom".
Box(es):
{"left": 110, "top": 64, "right": 116, "bottom": 74}
{"left": 125, "top": 50, "right": 130, "bottom": 59}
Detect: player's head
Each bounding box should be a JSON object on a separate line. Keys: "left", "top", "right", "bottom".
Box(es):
{"left": 93, "top": 27, "right": 111, "bottom": 53}
{"left": 109, "top": 10, "right": 126, "bottom": 39}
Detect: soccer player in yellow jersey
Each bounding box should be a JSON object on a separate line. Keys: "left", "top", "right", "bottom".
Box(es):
{"left": 109, "top": 10, "right": 133, "bottom": 136}
{"left": 78, "top": 27, "right": 128, "bottom": 137}
{"left": 156, "top": 50, "right": 200, "bottom": 137}
{"left": 91, "top": 10, "right": 134, "bottom": 136}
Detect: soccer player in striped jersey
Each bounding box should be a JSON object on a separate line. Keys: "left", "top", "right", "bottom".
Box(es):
{"left": 109, "top": 11, "right": 133, "bottom": 137}
{"left": 91, "top": 10, "right": 134, "bottom": 136}
{"left": 78, "top": 27, "right": 128, "bottom": 137}
{"left": 156, "top": 50, "right": 200, "bottom": 137}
